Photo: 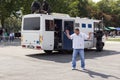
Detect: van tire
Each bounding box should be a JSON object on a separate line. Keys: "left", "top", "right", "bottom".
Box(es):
{"left": 44, "top": 50, "right": 52, "bottom": 53}
{"left": 96, "top": 42, "right": 104, "bottom": 52}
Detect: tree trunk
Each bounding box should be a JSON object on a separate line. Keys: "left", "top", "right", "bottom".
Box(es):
{"left": 1, "top": 17, "right": 5, "bottom": 28}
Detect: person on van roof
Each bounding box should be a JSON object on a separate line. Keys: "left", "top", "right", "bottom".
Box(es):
{"left": 41, "top": 0, "right": 51, "bottom": 14}
{"left": 31, "top": 0, "right": 41, "bottom": 13}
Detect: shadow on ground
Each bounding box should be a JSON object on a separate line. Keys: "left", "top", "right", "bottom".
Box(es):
{"left": 26, "top": 50, "right": 120, "bottom": 80}
{"left": 26, "top": 49, "right": 120, "bottom": 63}
{"left": 75, "top": 69, "right": 120, "bottom": 79}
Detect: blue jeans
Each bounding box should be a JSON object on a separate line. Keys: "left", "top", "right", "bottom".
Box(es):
{"left": 72, "top": 49, "right": 85, "bottom": 68}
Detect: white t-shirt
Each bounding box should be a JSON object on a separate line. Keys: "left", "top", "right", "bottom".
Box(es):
{"left": 70, "top": 32, "right": 88, "bottom": 49}
{"left": 9, "top": 33, "right": 14, "bottom": 37}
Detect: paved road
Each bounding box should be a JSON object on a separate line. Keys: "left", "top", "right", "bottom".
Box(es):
{"left": 0, "top": 41, "right": 120, "bottom": 80}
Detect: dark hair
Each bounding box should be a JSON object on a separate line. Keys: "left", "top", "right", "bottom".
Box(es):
{"left": 75, "top": 28, "right": 79, "bottom": 31}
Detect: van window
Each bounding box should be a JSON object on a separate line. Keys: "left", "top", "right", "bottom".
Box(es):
{"left": 82, "top": 23, "right": 86, "bottom": 28}
{"left": 45, "top": 20, "right": 54, "bottom": 31}
{"left": 23, "top": 17, "right": 40, "bottom": 30}
{"left": 88, "top": 24, "right": 92, "bottom": 28}
{"left": 75, "top": 23, "right": 79, "bottom": 27}
{"left": 64, "top": 21, "right": 74, "bottom": 31}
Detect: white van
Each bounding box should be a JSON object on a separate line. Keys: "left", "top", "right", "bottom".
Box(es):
{"left": 21, "top": 13, "right": 105, "bottom": 53}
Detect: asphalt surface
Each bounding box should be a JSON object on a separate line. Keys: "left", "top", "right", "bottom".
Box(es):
{"left": 0, "top": 41, "right": 120, "bottom": 80}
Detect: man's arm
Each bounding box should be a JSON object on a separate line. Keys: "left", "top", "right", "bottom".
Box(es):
{"left": 87, "top": 32, "right": 93, "bottom": 40}
{"left": 65, "top": 30, "right": 71, "bottom": 39}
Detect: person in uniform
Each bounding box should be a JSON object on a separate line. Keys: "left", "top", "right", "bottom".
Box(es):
{"left": 41, "top": 0, "right": 51, "bottom": 14}
{"left": 31, "top": 0, "right": 41, "bottom": 13}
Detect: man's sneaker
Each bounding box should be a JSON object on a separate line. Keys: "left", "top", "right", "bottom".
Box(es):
{"left": 81, "top": 67, "right": 86, "bottom": 71}
{"left": 72, "top": 67, "right": 76, "bottom": 70}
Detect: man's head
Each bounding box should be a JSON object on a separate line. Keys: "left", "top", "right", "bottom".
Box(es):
{"left": 74, "top": 28, "right": 80, "bottom": 35}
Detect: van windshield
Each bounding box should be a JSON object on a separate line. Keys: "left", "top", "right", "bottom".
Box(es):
{"left": 23, "top": 17, "right": 40, "bottom": 30}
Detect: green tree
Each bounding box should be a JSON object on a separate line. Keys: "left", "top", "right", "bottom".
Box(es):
{"left": 4, "top": 17, "right": 21, "bottom": 32}
{"left": 1, "top": 0, "right": 120, "bottom": 28}
{"left": 68, "top": 0, "right": 79, "bottom": 17}
{"left": 96, "top": 0, "right": 120, "bottom": 27}
{"left": 78, "top": 0, "right": 89, "bottom": 17}
{"left": 21, "top": 0, "right": 69, "bottom": 14}
{"left": 20, "top": 0, "right": 33, "bottom": 14}
{"left": 0, "top": 0, "right": 22, "bottom": 28}
{"left": 97, "top": 0, "right": 112, "bottom": 14}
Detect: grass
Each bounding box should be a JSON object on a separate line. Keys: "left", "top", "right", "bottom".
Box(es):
{"left": 107, "top": 37, "right": 120, "bottom": 42}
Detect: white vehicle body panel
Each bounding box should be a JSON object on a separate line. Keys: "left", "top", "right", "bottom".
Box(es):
{"left": 21, "top": 14, "right": 105, "bottom": 51}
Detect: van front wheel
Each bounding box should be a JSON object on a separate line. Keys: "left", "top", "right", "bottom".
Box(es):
{"left": 44, "top": 50, "right": 52, "bottom": 53}
{"left": 96, "top": 42, "right": 104, "bottom": 52}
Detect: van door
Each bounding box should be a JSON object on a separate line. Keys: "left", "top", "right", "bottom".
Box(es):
{"left": 54, "top": 19, "right": 62, "bottom": 49}
{"left": 62, "top": 20, "right": 74, "bottom": 50}
{"left": 42, "top": 19, "right": 54, "bottom": 50}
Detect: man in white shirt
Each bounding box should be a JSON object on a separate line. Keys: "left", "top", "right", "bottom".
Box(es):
{"left": 66, "top": 28, "right": 92, "bottom": 70}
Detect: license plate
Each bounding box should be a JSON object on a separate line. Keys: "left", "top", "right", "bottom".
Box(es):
{"left": 28, "top": 45, "right": 34, "bottom": 49}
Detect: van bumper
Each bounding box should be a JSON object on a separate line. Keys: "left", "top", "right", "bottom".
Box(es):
{"left": 21, "top": 44, "right": 42, "bottom": 50}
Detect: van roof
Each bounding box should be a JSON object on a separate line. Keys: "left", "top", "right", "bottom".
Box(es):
{"left": 23, "top": 13, "right": 101, "bottom": 23}
{"left": 23, "top": 13, "right": 70, "bottom": 18}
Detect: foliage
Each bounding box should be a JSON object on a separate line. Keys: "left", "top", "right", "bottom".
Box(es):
{"left": 4, "top": 17, "right": 21, "bottom": 32}
{"left": 96, "top": 0, "right": 120, "bottom": 27}
{"left": 0, "top": 0, "right": 120, "bottom": 31}
{"left": 0, "top": 0, "right": 22, "bottom": 27}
